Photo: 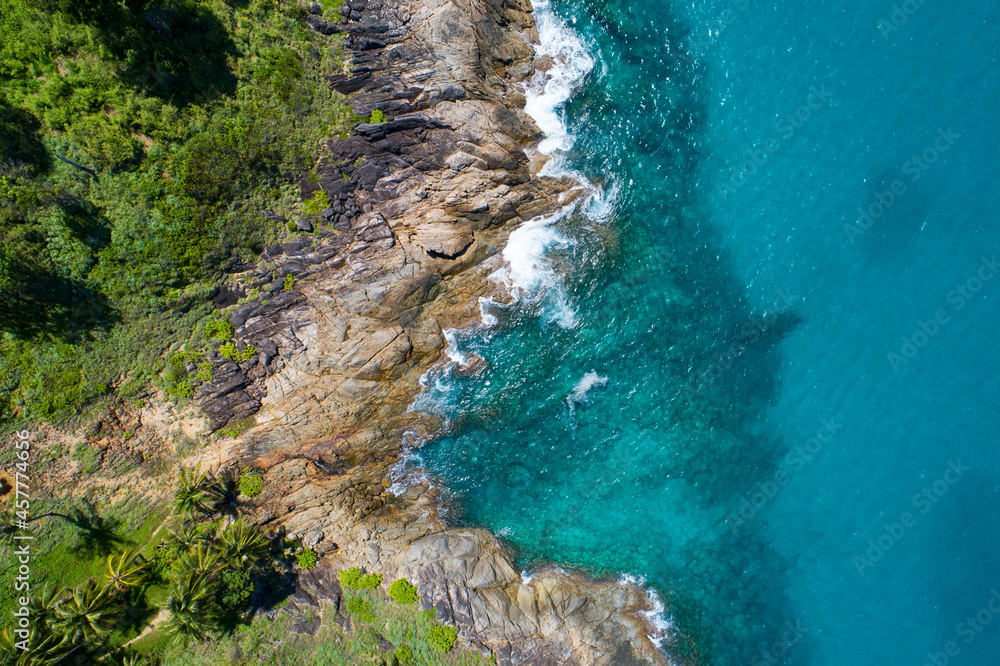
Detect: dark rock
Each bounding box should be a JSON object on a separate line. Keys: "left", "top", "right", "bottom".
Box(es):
{"left": 297, "top": 217, "right": 314, "bottom": 232}
{"left": 213, "top": 283, "right": 244, "bottom": 308}
{"left": 258, "top": 338, "right": 278, "bottom": 356}
{"left": 308, "top": 1, "right": 322, "bottom": 14}
{"left": 230, "top": 304, "right": 256, "bottom": 329}
{"left": 305, "top": 15, "right": 339, "bottom": 35}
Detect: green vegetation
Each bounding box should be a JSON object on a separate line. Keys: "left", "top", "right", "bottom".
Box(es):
{"left": 0, "top": 0, "right": 357, "bottom": 430}
{"left": 204, "top": 318, "right": 234, "bottom": 341}
{"left": 238, "top": 469, "right": 264, "bottom": 498}
{"left": 302, "top": 189, "right": 329, "bottom": 216}
{"left": 388, "top": 577, "right": 419, "bottom": 604}
{"left": 283, "top": 272, "right": 297, "bottom": 291}
{"left": 339, "top": 566, "right": 383, "bottom": 590}
{"left": 219, "top": 342, "right": 257, "bottom": 362}
{"left": 297, "top": 548, "right": 318, "bottom": 570}
{"left": 346, "top": 596, "right": 376, "bottom": 623}
{"left": 370, "top": 108, "right": 386, "bottom": 124}
{"left": 428, "top": 624, "right": 458, "bottom": 653}
{"left": 132, "top": 596, "right": 492, "bottom": 666}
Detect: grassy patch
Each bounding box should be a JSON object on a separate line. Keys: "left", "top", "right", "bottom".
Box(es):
{"left": 0, "top": 0, "right": 357, "bottom": 430}
{"left": 133, "top": 588, "right": 493, "bottom": 666}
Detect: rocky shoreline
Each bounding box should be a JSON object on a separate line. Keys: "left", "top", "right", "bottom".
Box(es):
{"left": 152, "top": 0, "right": 676, "bottom": 662}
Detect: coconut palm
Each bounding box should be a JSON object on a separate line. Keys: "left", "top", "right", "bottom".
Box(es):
{"left": 51, "top": 580, "right": 113, "bottom": 644}
{"left": 0, "top": 624, "right": 70, "bottom": 665}
{"left": 175, "top": 542, "right": 221, "bottom": 576}
{"left": 27, "top": 583, "right": 65, "bottom": 632}
{"left": 163, "top": 570, "right": 213, "bottom": 644}
{"left": 218, "top": 520, "right": 269, "bottom": 568}
{"left": 161, "top": 522, "right": 207, "bottom": 558}
{"left": 105, "top": 549, "right": 149, "bottom": 592}
{"left": 172, "top": 465, "right": 222, "bottom": 517}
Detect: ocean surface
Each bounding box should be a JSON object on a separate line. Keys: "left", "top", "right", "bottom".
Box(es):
{"left": 412, "top": 0, "right": 1000, "bottom": 663}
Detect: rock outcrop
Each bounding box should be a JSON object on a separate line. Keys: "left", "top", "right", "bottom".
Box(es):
{"left": 190, "top": 0, "right": 674, "bottom": 663}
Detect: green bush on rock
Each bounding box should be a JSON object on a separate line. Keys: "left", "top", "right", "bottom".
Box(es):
{"left": 297, "top": 548, "right": 317, "bottom": 569}
{"left": 238, "top": 470, "right": 263, "bottom": 498}
{"left": 339, "top": 566, "right": 382, "bottom": 590}
{"left": 388, "top": 577, "right": 419, "bottom": 604}
{"left": 428, "top": 623, "right": 458, "bottom": 653}
{"left": 219, "top": 343, "right": 257, "bottom": 362}
{"left": 302, "top": 189, "right": 329, "bottom": 216}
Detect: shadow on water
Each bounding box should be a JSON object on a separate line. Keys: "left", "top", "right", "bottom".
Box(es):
{"left": 851, "top": 158, "right": 952, "bottom": 265}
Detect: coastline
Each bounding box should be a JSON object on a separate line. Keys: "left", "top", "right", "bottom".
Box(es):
{"left": 233, "top": 0, "right": 679, "bottom": 662}
{"left": 27, "top": 0, "right": 681, "bottom": 663}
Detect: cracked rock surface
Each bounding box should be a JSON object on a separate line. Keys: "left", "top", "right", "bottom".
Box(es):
{"left": 194, "top": 0, "right": 672, "bottom": 663}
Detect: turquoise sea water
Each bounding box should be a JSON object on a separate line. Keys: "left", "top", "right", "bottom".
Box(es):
{"left": 416, "top": 0, "right": 1000, "bottom": 664}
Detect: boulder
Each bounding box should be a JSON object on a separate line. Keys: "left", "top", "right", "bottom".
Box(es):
{"left": 413, "top": 222, "right": 474, "bottom": 259}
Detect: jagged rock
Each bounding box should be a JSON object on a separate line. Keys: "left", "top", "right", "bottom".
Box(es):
{"left": 183, "top": 0, "right": 671, "bottom": 663}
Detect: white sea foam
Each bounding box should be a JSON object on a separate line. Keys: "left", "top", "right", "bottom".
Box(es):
{"left": 491, "top": 207, "right": 578, "bottom": 328}
{"left": 525, "top": 0, "right": 595, "bottom": 157}
{"left": 566, "top": 370, "right": 608, "bottom": 414}
{"left": 442, "top": 328, "right": 467, "bottom": 366}
{"left": 387, "top": 430, "right": 432, "bottom": 496}
{"left": 619, "top": 574, "right": 678, "bottom": 659}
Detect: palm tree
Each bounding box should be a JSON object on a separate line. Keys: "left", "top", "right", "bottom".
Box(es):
{"left": 172, "top": 465, "right": 222, "bottom": 518}
{"left": 0, "top": 624, "right": 70, "bottom": 665}
{"left": 163, "top": 570, "right": 213, "bottom": 644}
{"left": 27, "top": 583, "right": 65, "bottom": 631}
{"left": 51, "top": 580, "right": 113, "bottom": 644}
{"left": 161, "top": 522, "right": 207, "bottom": 558}
{"left": 218, "top": 520, "right": 269, "bottom": 569}
{"left": 175, "top": 542, "right": 221, "bottom": 576}
{"left": 105, "top": 549, "right": 149, "bottom": 592}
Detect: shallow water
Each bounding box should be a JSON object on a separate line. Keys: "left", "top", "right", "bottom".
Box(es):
{"left": 418, "top": 0, "right": 1000, "bottom": 664}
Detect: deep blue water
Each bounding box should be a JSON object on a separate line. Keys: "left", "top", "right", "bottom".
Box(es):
{"left": 416, "top": 0, "right": 1000, "bottom": 664}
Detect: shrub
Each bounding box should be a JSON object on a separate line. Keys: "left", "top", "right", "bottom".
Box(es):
{"left": 339, "top": 567, "right": 382, "bottom": 590}
{"left": 345, "top": 596, "right": 375, "bottom": 623}
{"left": 218, "top": 567, "right": 254, "bottom": 612}
{"left": 219, "top": 343, "right": 257, "bottom": 362}
{"left": 287, "top": 220, "right": 297, "bottom": 233}
{"left": 387, "top": 578, "right": 418, "bottom": 605}
{"left": 301, "top": 189, "right": 329, "bottom": 216}
{"left": 205, "top": 319, "right": 234, "bottom": 341}
{"left": 297, "top": 548, "right": 317, "bottom": 569}
{"left": 283, "top": 273, "right": 296, "bottom": 291}
{"left": 428, "top": 624, "right": 458, "bottom": 653}
{"left": 370, "top": 108, "right": 385, "bottom": 124}
{"left": 195, "top": 362, "right": 214, "bottom": 382}
{"left": 238, "top": 471, "right": 264, "bottom": 498}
